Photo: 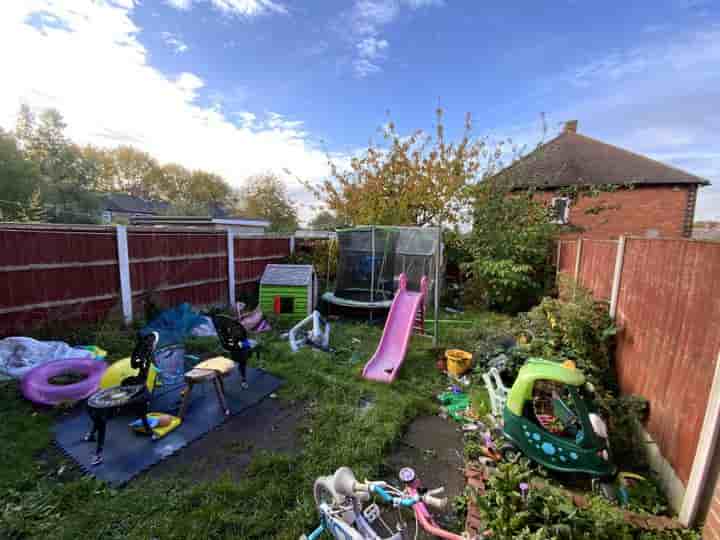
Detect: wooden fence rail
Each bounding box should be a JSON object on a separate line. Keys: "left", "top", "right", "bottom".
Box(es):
{"left": 0, "top": 224, "right": 291, "bottom": 335}
{"left": 557, "top": 235, "right": 720, "bottom": 528}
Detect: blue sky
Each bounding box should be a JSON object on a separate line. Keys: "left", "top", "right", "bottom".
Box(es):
{"left": 2, "top": 0, "right": 719, "bottom": 222}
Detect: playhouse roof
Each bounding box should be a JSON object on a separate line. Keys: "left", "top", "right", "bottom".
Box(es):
{"left": 260, "top": 264, "right": 314, "bottom": 287}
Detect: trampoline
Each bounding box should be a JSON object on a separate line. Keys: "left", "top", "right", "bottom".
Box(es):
{"left": 322, "top": 226, "right": 442, "bottom": 342}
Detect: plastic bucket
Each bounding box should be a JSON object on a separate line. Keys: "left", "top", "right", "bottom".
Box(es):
{"left": 445, "top": 349, "right": 473, "bottom": 377}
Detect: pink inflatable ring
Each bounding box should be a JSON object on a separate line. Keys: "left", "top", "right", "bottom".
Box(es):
{"left": 21, "top": 358, "right": 107, "bottom": 406}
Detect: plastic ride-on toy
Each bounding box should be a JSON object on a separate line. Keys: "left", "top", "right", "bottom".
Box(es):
{"left": 501, "top": 359, "right": 616, "bottom": 483}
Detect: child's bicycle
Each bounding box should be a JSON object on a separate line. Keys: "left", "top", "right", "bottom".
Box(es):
{"left": 301, "top": 466, "right": 469, "bottom": 540}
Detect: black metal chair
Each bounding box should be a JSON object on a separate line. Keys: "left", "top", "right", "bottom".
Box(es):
{"left": 212, "top": 314, "right": 253, "bottom": 387}
{"left": 84, "top": 332, "right": 159, "bottom": 465}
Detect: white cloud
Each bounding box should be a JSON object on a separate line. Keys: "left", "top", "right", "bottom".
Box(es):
{"left": 165, "top": 0, "right": 287, "bottom": 17}
{"left": 161, "top": 31, "right": 189, "bottom": 53}
{"left": 165, "top": 0, "right": 192, "bottom": 9}
{"left": 353, "top": 36, "right": 389, "bottom": 77}
{"left": 356, "top": 36, "right": 388, "bottom": 58}
{"left": 0, "top": 1, "right": 329, "bottom": 223}
{"left": 344, "top": 0, "right": 443, "bottom": 78}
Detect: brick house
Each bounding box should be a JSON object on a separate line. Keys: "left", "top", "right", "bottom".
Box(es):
{"left": 494, "top": 121, "right": 710, "bottom": 239}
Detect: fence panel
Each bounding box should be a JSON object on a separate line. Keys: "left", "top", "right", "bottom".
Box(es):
{"left": 615, "top": 238, "right": 720, "bottom": 484}
{"left": 0, "top": 225, "right": 120, "bottom": 334}
{"left": 557, "top": 239, "right": 578, "bottom": 277}
{"left": 577, "top": 239, "right": 618, "bottom": 301}
{"left": 233, "top": 236, "right": 291, "bottom": 297}
{"left": 127, "top": 229, "right": 228, "bottom": 311}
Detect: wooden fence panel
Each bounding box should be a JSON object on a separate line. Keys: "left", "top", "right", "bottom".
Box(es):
{"left": 577, "top": 239, "right": 618, "bottom": 301}
{"left": 615, "top": 238, "right": 720, "bottom": 484}
{"left": 127, "top": 230, "right": 228, "bottom": 311}
{"left": 557, "top": 240, "right": 578, "bottom": 277}
{"left": 0, "top": 226, "right": 120, "bottom": 334}
{"left": 233, "top": 236, "right": 290, "bottom": 297}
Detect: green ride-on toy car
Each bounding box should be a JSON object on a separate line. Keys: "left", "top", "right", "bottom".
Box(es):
{"left": 501, "top": 358, "right": 617, "bottom": 480}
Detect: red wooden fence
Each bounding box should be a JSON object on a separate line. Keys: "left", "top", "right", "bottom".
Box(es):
{"left": 556, "top": 235, "right": 720, "bottom": 490}
{"left": 0, "top": 225, "right": 120, "bottom": 333}
{"left": 614, "top": 238, "right": 720, "bottom": 484}
{"left": 577, "top": 239, "right": 618, "bottom": 301}
{"left": 0, "top": 224, "right": 291, "bottom": 336}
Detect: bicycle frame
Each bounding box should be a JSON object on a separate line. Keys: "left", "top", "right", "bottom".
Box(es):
{"left": 308, "top": 500, "right": 404, "bottom": 540}
{"left": 303, "top": 467, "right": 467, "bottom": 540}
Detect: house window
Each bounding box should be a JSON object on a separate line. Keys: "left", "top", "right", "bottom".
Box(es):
{"left": 551, "top": 197, "right": 570, "bottom": 224}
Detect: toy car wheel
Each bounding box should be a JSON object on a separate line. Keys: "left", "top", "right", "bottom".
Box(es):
{"left": 501, "top": 443, "right": 520, "bottom": 463}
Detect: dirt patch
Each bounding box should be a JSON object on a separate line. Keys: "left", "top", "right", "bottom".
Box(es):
{"left": 150, "top": 398, "right": 307, "bottom": 483}
{"left": 381, "top": 415, "right": 465, "bottom": 539}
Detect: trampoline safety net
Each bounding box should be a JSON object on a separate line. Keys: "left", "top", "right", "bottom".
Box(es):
{"left": 333, "top": 226, "right": 441, "bottom": 307}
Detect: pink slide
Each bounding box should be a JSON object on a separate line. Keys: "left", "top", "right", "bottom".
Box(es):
{"left": 362, "top": 273, "right": 428, "bottom": 383}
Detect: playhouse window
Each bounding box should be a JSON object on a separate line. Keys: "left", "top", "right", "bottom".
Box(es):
{"left": 274, "top": 296, "right": 295, "bottom": 314}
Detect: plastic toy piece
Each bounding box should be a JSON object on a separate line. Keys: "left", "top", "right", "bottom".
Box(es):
{"left": 362, "top": 274, "right": 428, "bottom": 383}
{"left": 288, "top": 310, "right": 331, "bottom": 352}
{"left": 130, "top": 412, "right": 182, "bottom": 440}
{"left": 482, "top": 367, "right": 510, "bottom": 417}
{"left": 502, "top": 358, "right": 616, "bottom": 478}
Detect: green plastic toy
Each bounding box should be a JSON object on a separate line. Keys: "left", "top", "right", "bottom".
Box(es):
{"left": 501, "top": 358, "right": 616, "bottom": 478}
{"left": 438, "top": 391, "right": 471, "bottom": 423}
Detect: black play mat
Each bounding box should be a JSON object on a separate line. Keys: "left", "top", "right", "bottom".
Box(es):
{"left": 54, "top": 368, "right": 283, "bottom": 486}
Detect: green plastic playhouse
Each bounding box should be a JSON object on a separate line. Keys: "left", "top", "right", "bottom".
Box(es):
{"left": 259, "top": 264, "right": 317, "bottom": 323}
{"left": 502, "top": 358, "right": 616, "bottom": 478}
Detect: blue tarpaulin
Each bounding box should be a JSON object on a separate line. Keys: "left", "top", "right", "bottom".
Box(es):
{"left": 140, "top": 303, "right": 207, "bottom": 348}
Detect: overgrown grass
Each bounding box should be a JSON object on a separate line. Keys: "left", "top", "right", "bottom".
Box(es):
{"left": 1, "top": 311, "right": 500, "bottom": 539}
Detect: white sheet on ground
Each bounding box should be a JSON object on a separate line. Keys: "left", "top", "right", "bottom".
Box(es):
{"left": 0, "top": 337, "right": 93, "bottom": 379}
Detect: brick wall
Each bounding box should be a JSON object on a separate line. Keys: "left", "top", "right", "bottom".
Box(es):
{"left": 535, "top": 185, "right": 692, "bottom": 239}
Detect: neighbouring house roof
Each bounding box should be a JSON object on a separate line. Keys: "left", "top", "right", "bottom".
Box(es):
{"left": 260, "top": 264, "right": 314, "bottom": 287}
{"left": 493, "top": 124, "right": 710, "bottom": 190}
{"left": 101, "top": 193, "right": 169, "bottom": 215}
{"left": 129, "top": 215, "right": 270, "bottom": 227}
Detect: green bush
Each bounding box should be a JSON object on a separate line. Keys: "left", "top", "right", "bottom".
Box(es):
{"left": 464, "top": 181, "right": 557, "bottom": 313}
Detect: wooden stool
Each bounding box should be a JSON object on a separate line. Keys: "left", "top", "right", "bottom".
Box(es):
{"left": 179, "top": 357, "right": 235, "bottom": 418}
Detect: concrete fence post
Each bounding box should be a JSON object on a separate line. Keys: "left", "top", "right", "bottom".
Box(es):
{"left": 680, "top": 351, "right": 720, "bottom": 526}
{"left": 289, "top": 235, "right": 295, "bottom": 255}
{"left": 227, "top": 230, "right": 236, "bottom": 308}
{"left": 115, "top": 225, "right": 133, "bottom": 324}
{"left": 609, "top": 236, "right": 626, "bottom": 319}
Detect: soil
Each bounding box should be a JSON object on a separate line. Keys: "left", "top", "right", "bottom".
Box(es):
{"left": 149, "top": 397, "right": 307, "bottom": 482}
{"left": 379, "top": 415, "right": 466, "bottom": 539}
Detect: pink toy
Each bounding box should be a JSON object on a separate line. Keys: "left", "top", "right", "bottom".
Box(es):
{"left": 21, "top": 357, "right": 107, "bottom": 406}
{"left": 362, "top": 273, "right": 428, "bottom": 383}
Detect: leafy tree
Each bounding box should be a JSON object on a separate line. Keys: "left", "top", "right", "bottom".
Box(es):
{"left": 0, "top": 128, "right": 42, "bottom": 221}
{"left": 308, "top": 210, "right": 343, "bottom": 230}
{"left": 464, "top": 174, "right": 557, "bottom": 312}
{"left": 241, "top": 173, "right": 298, "bottom": 232}
{"left": 15, "top": 107, "right": 100, "bottom": 223}
{"left": 309, "top": 109, "right": 486, "bottom": 227}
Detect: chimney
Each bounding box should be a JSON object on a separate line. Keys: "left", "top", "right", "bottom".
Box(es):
{"left": 564, "top": 120, "right": 578, "bottom": 134}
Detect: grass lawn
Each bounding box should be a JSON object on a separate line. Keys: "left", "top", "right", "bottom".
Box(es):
{"left": 1, "top": 311, "right": 511, "bottom": 540}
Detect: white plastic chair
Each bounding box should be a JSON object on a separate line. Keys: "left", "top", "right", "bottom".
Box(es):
{"left": 482, "top": 367, "right": 510, "bottom": 418}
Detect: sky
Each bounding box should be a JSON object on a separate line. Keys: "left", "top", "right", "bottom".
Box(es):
{"left": 1, "top": 0, "right": 719, "bottom": 223}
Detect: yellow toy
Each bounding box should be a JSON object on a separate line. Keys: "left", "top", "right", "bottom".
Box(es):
{"left": 100, "top": 357, "right": 158, "bottom": 391}
{"left": 130, "top": 412, "right": 182, "bottom": 440}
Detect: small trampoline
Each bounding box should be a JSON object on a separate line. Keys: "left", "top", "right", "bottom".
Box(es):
{"left": 323, "top": 226, "right": 442, "bottom": 340}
